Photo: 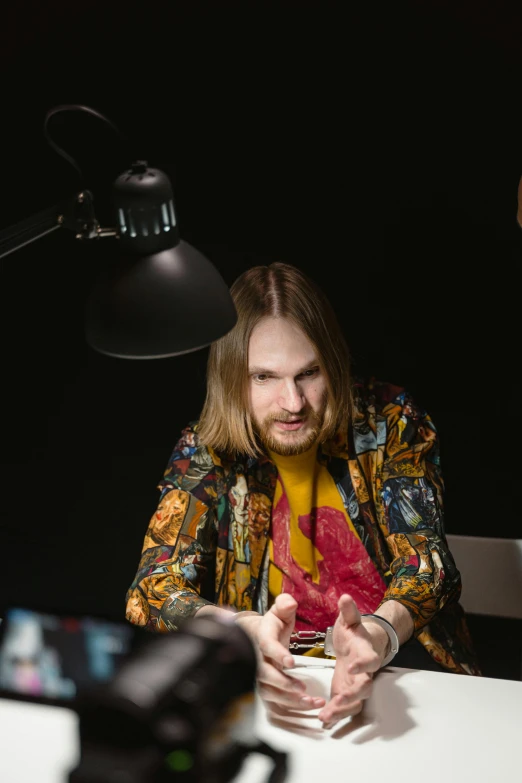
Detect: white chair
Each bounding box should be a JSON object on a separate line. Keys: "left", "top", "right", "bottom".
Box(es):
{"left": 447, "top": 535, "right": 522, "bottom": 620}
{"left": 447, "top": 534, "right": 522, "bottom": 679}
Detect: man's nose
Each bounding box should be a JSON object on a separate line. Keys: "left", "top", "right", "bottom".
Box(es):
{"left": 279, "top": 380, "right": 305, "bottom": 412}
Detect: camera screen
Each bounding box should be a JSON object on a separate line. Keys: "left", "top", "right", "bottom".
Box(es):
{"left": 0, "top": 607, "right": 138, "bottom": 707}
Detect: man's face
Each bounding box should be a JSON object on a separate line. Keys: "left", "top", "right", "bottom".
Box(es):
{"left": 248, "top": 316, "right": 327, "bottom": 456}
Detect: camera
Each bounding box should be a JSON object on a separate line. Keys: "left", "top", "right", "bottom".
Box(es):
{"left": 0, "top": 607, "right": 279, "bottom": 783}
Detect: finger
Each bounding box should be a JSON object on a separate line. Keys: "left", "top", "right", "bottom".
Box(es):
{"left": 327, "top": 672, "right": 373, "bottom": 707}
{"left": 258, "top": 636, "right": 295, "bottom": 670}
{"left": 265, "top": 701, "right": 321, "bottom": 720}
{"left": 334, "top": 673, "right": 374, "bottom": 701}
{"left": 347, "top": 649, "right": 381, "bottom": 675}
{"left": 271, "top": 593, "right": 298, "bottom": 622}
{"left": 318, "top": 674, "right": 373, "bottom": 725}
{"left": 337, "top": 594, "right": 362, "bottom": 628}
{"left": 317, "top": 693, "right": 365, "bottom": 726}
{"left": 257, "top": 661, "right": 307, "bottom": 694}
{"left": 258, "top": 683, "right": 326, "bottom": 711}
{"left": 257, "top": 593, "right": 298, "bottom": 668}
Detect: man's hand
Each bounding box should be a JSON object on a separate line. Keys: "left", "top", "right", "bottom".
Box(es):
{"left": 318, "top": 594, "right": 389, "bottom": 730}
{"left": 235, "top": 594, "right": 326, "bottom": 715}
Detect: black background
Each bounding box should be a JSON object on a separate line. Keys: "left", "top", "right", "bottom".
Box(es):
{"left": 1, "top": 0, "right": 521, "bottom": 629}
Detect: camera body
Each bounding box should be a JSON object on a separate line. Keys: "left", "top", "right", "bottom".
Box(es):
{"left": 0, "top": 608, "right": 258, "bottom": 783}
{"left": 69, "top": 615, "right": 258, "bottom": 783}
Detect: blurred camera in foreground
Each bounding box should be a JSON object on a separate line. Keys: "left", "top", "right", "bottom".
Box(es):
{"left": 0, "top": 607, "right": 259, "bottom": 783}
{"left": 68, "top": 614, "right": 258, "bottom": 783}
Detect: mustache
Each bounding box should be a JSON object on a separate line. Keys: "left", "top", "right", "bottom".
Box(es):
{"left": 264, "top": 409, "right": 321, "bottom": 425}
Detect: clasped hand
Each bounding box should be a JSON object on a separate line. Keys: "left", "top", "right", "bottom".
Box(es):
{"left": 235, "top": 593, "right": 386, "bottom": 730}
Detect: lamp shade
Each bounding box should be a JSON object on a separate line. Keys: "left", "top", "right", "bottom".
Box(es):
{"left": 85, "top": 241, "right": 238, "bottom": 358}
{"left": 84, "top": 161, "right": 237, "bottom": 358}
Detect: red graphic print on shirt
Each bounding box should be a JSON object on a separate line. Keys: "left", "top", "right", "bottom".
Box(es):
{"left": 271, "top": 493, "right": 386, "bottom": 630}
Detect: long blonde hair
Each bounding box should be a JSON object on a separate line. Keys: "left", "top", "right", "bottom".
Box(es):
{"left": 197, "top": 262, "right": 353, "bottom": 458}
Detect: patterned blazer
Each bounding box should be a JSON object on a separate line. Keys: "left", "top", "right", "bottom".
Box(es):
{"left": 125, "top": 379, "right": 480, "bottom": 675}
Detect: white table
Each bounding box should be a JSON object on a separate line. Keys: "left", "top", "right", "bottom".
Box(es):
{"left": 235, "top": 657, "right": 522, "bottom": 783}
{"left": 1, "top": 657, "right": 521, "bottom": 783}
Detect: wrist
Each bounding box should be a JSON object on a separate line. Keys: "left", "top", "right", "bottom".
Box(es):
{"left": 234, "top": 611, "right": 261, "bottom": 620}
{"left": 233, "top": 611, "right": 262, "bottom": 640}
{"left": 362, "top": 620, "right": 391, "bottom": 662}
{"left": 360, "top": 613, "right": 399, "bottom": 667}
{"left": 195, "top": 604, "right": 235, "bottom": 620}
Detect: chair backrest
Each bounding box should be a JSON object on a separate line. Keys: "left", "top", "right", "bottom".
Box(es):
{"left": 446, "top": 534, "right": 522, "bottom": 620}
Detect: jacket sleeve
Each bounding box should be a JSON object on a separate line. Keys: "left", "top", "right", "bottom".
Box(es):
{"left": 125, "top": 425, "right": 220, "bottom": 632}
{"left": 376, "top": 390, "right": 462, "bottom": 631}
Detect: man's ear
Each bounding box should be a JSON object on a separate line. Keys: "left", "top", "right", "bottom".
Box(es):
{"left": 517, "top": 175, "right": 522, "bottom": 228}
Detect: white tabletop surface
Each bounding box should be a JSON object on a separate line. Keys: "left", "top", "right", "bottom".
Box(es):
{"left": 234, "top": 657, "right": 522, "bottom": 783}
{"left": 1, "top": 657, "right": 522, "bottom": 783}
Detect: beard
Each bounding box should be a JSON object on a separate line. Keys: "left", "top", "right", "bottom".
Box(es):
{"left": 255, "top": 408, "right": 323, "bottom": 456}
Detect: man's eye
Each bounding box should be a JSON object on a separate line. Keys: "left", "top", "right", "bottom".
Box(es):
{"left": 253, "top": 374, "right": 269, "bottom": 382}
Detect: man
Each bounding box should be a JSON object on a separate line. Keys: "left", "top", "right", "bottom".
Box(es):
{"left": 126, "top": 262, "right": 480, "bottom": 730}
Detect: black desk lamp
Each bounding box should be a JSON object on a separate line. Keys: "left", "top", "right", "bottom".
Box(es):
{"left": 0, "top": 104, "right": 237, "bottom": 359}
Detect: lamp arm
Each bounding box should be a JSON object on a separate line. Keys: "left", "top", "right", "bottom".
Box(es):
{"left": 0, "top": 105, "right": 134, "bottom": 260}
{"left": 0, "top": 202, "right": 67, "bottom": 260}
{"left": 0, "top": 191, "right": 118, "bottom": 261}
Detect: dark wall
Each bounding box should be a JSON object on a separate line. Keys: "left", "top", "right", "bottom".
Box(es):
{"left": 1, "top": 0, "right": 521, "bottom": 623}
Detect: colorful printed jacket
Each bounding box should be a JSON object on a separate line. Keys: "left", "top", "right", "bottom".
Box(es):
{"left": 125, "top": 379, "right": 481, "bottom": 675}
